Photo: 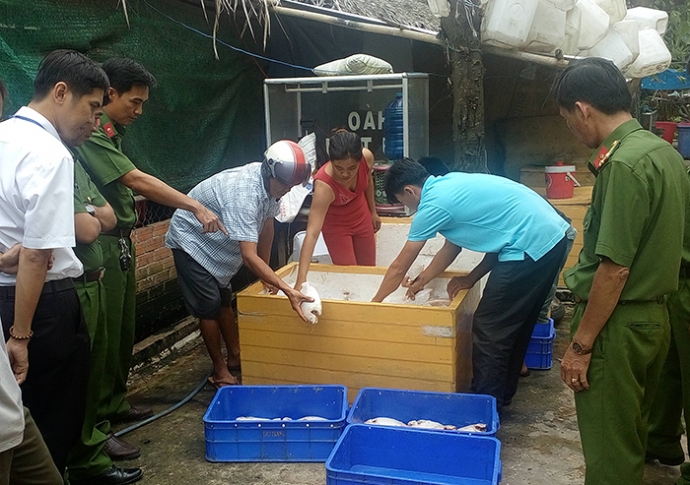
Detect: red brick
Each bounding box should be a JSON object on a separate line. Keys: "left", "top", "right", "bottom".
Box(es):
{"left": 136, "top": 252, "right": 154, "bottom": 268}
{"left": 149, "top": 235, "right": 165, "bottom": 249}
{"left": 135, "top": 239, "right": 157, "bottom": 254}
{"left": 161, "top": 257, "right": 175, "bottom": 270}
{"left": 138, "top": 277, "right": 154, "bottom": 292}
{"left": 152, "top": 221, "right": 170, "bottom": 237}
{"left": 135, "top": 267, "right": 147, "bottom": 281}
{"left": 152, "top": 247, "right": 171, "bottom": 262}
{"left": 133, "top": 226, "right": 154, "bottom": 242}
{"left": 151, "top": 272, "right": 172, "bottom": 285}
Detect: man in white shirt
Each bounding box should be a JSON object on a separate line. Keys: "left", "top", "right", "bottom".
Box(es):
{"left": 0, "top": 50, "right": 109, "bottom": 477}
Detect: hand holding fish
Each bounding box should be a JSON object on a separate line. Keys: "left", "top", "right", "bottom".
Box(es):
{"left": 402, "top": 275, "right": 424, "bottom": 300}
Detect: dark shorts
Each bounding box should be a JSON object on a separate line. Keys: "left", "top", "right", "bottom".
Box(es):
{"left": 171, "top": 249, "right": 232, "bottom": 319}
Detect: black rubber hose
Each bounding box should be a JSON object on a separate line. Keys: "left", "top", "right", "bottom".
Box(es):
{"left": 114, "top": 369, "right": 213, "bottom": 438}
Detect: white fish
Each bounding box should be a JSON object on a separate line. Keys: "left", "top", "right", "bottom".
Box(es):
{"left": 364, "top": 417, "right": 408, "bottom": 427}
{"left": 407, "top": 419, "right": 446, "bottom": 429}
{"left": 428, "top": 299, "right": 451, "bottom": 307}
{"left": 300, "top": 282, "right": 322, "bottom": 324}
{"left": 235, "top": 416, "right": 271, "bottom": 421}
{"left": 297, "top": 416, "right": 329, "bottom": 421}
{"left": 457, "top": 422, "right": 488, "bottom": 432}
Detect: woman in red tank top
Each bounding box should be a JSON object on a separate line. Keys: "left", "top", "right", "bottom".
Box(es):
{"left": 295, "top": 131, "right": 381, "bottom": 288}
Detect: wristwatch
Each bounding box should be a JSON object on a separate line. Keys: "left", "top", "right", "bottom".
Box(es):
{"left": 85, "top": 204, "right": 96, "bottom": 217}
{"left": 571, "top": 340, "right": 593, "bottom": 355}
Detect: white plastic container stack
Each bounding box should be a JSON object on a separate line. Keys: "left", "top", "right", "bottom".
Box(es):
{"left": 523, "top": 0, "right": 567, "bottom": 53}
{"left": 624, "top": 7, "right": 668, "bottom": 36}
{"left": 582, "top": 27, "right": 634, "bottom": 70}
{"left": 563, "top": 0, "right": 610, "bottom": 54}
{"left": 543, "top": 0, "right": 576, "bottom": 11}
{"left": 479, "top": 0, "right": 672, "bottom": 78}
{"left": 623, "top": 28, "right": 672, "bottom": 78}
{"left": 482, "top": 0, "right": 540, "bottom": 48}
{"left": 613, "top": 20, "right": 640, "bottom": 62}
{"left": 427, "top": 0, "right": 451, "bottom": 18}
{"left": 592, "top": 0, "right": 626, "bottom": 23}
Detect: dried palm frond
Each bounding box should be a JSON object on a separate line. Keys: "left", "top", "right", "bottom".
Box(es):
{"left": 117, "top": 0, "right": 276, "bottom": 57}
{"left": 290, "top": 0, "right": 440, "bottom": 31}
{"left": 202, "top": 0, "right": 276, "bottom": 57}
{"left": 117, "top": 0, "right": 130, "bottom": 27}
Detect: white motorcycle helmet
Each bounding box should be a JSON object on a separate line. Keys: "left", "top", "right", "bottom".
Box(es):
{"left": 262, "top": 140, "right": 311, "bottom": 187}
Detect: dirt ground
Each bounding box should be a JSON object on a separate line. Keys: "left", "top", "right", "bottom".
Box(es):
{"left": 116, "top": 310, "right": 686, "bottom": 484}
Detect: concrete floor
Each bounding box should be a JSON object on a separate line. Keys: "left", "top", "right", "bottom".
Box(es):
{"left": 117, "top": 311, "right": 686, "bottom": 484}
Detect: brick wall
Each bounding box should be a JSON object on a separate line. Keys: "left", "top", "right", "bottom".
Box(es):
{"left": 133, "top": 220, "right": 176, "bottom": 293}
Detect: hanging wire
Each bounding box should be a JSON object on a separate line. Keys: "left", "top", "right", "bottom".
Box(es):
{"left": 143, "top": 0, "right": 449, "bottom": 79}
{"left": 143, "top": 0, "right": 314, "bottom": 72}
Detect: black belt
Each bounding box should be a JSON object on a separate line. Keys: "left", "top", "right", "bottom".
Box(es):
{"left": 574, "top": 295, "right": 665, "bottom": 305}
{"left": 0, "top": 278, "right": 74, "bottom": 299}
{"left": 72, "top": 268, "right": 105, "bottom": 284}
{"left": 102, "top": 228, "right": 133, "bottom": 238}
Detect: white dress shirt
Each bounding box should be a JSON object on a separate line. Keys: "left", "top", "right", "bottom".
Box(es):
{"left": 0, "top": 106, "right": 83, "bottom": 285}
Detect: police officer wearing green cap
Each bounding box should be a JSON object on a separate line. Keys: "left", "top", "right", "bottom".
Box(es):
{"left": 554, "top": 57, "right": 690, "bottom": 485}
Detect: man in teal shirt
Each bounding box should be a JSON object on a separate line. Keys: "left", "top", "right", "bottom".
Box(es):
{"left": 372, "top": 159, "right": 568, "bottom": 413}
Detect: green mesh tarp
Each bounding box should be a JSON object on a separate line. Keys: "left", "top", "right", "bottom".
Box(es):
{"left": 0, "top": 0, "right": 266, "bottom": 192}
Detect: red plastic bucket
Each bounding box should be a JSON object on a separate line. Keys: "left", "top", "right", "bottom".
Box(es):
{"left": 545, "top": 163, "right": 580, "bottom": 199}
{"left": 656, "top": 121, "right": 677, "bottom": 143}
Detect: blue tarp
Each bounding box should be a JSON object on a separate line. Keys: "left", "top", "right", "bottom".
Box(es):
{"left": 641, "top": 69, "right": 690, "bottom": 91}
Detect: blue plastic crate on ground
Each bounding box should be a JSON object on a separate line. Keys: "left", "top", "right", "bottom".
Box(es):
{"left": 347, "top": 388, "right": 499, "bottom": 436}
{"left": 203, "top": 385, "right": 348, "bottom": 462}
{"left": 526, "top": 318, "right": 555, "bottom": 370}
{"left": 326, "top": 424, "right": 502, "bottom": 485}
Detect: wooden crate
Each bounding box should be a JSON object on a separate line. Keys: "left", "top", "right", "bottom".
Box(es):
{"left": 550, "top": 186, "right": 593, "bottom": 286}
{"left": 237, "top": 263, "right": 481, "bottom": 402}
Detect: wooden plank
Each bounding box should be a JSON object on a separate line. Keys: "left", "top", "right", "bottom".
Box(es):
{"left": 239, "top": 316, "right": 458, "bottom": 345}
{"left": 241, "top": 347, "right": 453, "bottom": 382}
{"left": 243, "top": 377, "right": 455, "bottom": 404}
{"left": 242, "top": 362, "right": 456, "bottom": 397}
{"left": 240, "top": 330, "right": 454, "bottom": 365}
{"left": 239, "top": 297, "right": 457, "bottom": 326}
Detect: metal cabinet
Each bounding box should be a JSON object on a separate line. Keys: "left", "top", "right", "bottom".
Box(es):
{"left": 264, "top": 73, "right": 429, "bottom": 161}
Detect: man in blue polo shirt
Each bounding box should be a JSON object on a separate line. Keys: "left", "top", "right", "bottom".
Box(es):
{"left": 372, "top": 158, "right": 568, "bottom": 412}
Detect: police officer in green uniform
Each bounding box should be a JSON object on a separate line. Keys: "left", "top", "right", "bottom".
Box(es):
{"left": 646, "top": 168, "right": 690, "bottom": 485}
{"left": 76, "top": 58, "right": 224, "bottom": 459}
{"left": 67, "top": 156, "right": 143, "bottom": 485}
{"left": 554, "top": 57, "right": 690, "bottom": 485}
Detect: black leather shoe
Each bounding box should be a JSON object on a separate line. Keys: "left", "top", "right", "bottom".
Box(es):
{"left": 645, "top": 451, "right": 686, "bottom": 466}
{"left": 70, "top": 465, "right": 143, "bottom": 485}
{"left": 111, "top": 405, "right": 153, "bottom": 424}
{"left": 104, "top": 433, "right": 141, "bottom": 461}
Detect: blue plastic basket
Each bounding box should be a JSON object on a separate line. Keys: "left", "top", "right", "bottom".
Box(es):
{"left": 526, "top": 319, "right": 555, "bottom": 370}
{"left": 203, "top": 385, "right": 348, "bottom": 462}
{"left": 326, "top": 424, "right": 502, "bottom": 485}
{"left": 348, "top": 388, "right": 499, "bottom": 436}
